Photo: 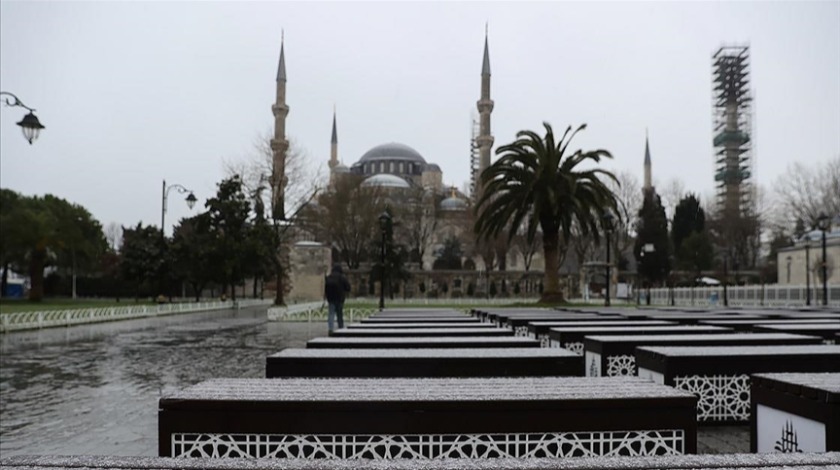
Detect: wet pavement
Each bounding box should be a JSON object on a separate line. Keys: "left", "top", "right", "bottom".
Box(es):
{"left": 0, "top": 307, "right": 327, "bottom": 457}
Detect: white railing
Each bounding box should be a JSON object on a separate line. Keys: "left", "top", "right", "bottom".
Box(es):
{"left": 342, "top": 297, "right": 540, "bottom": 306}
{"left": 268, "top": 303, "right": 381, "bottom": 323}
{"left": 643, "top": 284, "right": 840, "bottom": 308}
{"left": 267, "top": 298, "right": 504, "bottom": 322}
{"left": 0, "top": 298, "right": 273, "bottom": 333}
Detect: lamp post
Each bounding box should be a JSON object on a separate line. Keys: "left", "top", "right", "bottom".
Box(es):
{"left": 642, "top": 243, "right": 655, "bottom": 305}
{"left": 161, "top": 180, "right": 197, "bottom": 239}
{"left": 817, "top": 213, "right": 830, "bottom": 307}
{"left": 802, "top": 233, "right": 812, "bottom": 306}
{"left": 722, "top": 254, "right": 728, "bottom": 307}
{"left": 378, "top": 211, "right": 392, "bottom": 311}
{"left": 1, "top": 92, "right": 45, "bottom": 144}
{"left": 603, "top": 213, "right": 614, "bottom": 307}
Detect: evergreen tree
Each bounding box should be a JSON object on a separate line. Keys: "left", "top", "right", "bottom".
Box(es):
{"left": 634, "top": 192, "right": 671, "bottom": 284}
{"left": 671, "top": 194, "right": 705, "bottom": 254}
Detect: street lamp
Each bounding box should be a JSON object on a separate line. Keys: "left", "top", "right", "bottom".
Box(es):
{"left": 161, "top": 179, "right": 197, "bottom": 238}
{"left": 378, "top": 210, "right": 392, "bottom": 311}
{"left": 817, "top": 213, "right": 831, "bottom": 307}
{"left": 1, "top": 92, "right": 45, "bottom": 144}
{"left": 801, "top": 232, "right": 812, "bottom": 306}
{"left": 602, "top": 212, "right": 614, "bottom": 307}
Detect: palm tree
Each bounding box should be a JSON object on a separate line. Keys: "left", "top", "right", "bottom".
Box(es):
{"left": 475, "top": 123, "right": 619, "bottom": 303}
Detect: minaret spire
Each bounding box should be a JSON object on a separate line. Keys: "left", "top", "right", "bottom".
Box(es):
{"left": 482, "top": 23, "right": 490, "bottom": 76}
{"left": 475, "top": 25, "right": 494, "bottom": 200}
{"left": 271, "top": 32, "right": 290, "bottom": 219}
{"left": 643, "top": 130, "right": 653, "bottom": 195}
{"left": 329, "top": 106, "right": 338, "bottom": 169}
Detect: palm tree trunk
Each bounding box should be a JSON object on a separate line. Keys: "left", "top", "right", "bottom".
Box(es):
{"left": 541, "top": 229, "right": 565, "bottom": 303}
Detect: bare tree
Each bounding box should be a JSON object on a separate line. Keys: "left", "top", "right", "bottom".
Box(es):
{"left": 223, "top": 130, "right": 322, "bottom": 305}
{"left": 771, "top": 156, "right": 840, "bottom": 232}
{"left": 608, "top": 171, "right": 642, "bottom": 259}
{"left": 511, "top": 221, "right": 542, "bottom": 272}
{"left": 394, "top": 187, "right": 437, "bottom": 269}
{"left": 659, "top": 177, "right": 686, "bottom": 220}
{"left": 223, "top": 130, "right": 324, "bottom": 218}
{"left": 104, "top": 222, "right": 123, "bottom": 251}
{"left": 307, "top": 174, "right": 385, "bottom": 270}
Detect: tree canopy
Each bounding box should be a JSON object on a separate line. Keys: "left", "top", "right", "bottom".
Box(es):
{"left": 475, "top": 122, "right": 618, "bottom": 303}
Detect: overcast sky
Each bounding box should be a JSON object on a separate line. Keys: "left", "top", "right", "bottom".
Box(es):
{"left": 1, "top": 1, "right": 838, "bottom": 234}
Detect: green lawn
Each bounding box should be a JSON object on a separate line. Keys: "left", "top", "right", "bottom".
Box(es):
{"left": 0, "top": 298, "right": 155, "bottom": 314}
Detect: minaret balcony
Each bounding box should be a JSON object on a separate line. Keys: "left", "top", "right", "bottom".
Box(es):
{"left": 476, "top": 99, "right": 494, "bottom": 113}
{"left": 272, "top": 104, "right": 290, "bottom": 117}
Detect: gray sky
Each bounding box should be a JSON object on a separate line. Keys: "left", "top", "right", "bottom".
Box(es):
{"left": 1, "top": 1, "right": 838, "bottom": 234}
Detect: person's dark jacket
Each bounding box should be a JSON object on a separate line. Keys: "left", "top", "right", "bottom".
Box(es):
{"left": 325, "top": 265, "right": 351, "bottom": 304}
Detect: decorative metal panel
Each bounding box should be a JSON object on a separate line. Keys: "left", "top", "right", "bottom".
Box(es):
{"left": 606, "top": 355, "right": 636, "bottom": 377}
{"left": 172, "top": 429, "right": 685, "bottom": 459}
{"left": 673, "top": 374, "right": 751, "bottom": 421}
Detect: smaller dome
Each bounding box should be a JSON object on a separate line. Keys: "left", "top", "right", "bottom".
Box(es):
{"left": 440, "top": 196, "right": 467, "bottom": 211}
{"left": 424, "top": 163, "right": 442, "bottom": 173}
{"left": 361, "top": 174, "right": 411, "bottom": 189}
{"left": 333, "top": 164, "right": 350, "bottom": 173}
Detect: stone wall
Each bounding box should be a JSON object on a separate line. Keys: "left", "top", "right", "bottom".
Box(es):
{"left": 287, "top": 241, "right": 332, "bottom": 303}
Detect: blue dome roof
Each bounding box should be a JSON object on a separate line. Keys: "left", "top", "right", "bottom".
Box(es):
{"left": 440, "top": 196, "right": 467, "bottom": 211}
{"left": 361, "top": 174, "right": 411, "bottom": 189}
{"left": 359, "top": 142, "right": 426, "bottom": 164}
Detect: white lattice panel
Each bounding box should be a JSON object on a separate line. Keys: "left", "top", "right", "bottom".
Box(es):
{"left": 563, "top": 342, "right": 584, "bottom": 355}
{"left": 673, "top": 374, "right": 751, "bottom": 421}
{"left": 538, "top": 334, "right": 551, "bottom": 348}
{"left": 514, "top": 326, "right": 530, "bottom": 337}
{"left": 172, "top": 429, "right": 685, "bottom": 459}
{"left": 606, "top": 355, "right": 636, "bottom": 377}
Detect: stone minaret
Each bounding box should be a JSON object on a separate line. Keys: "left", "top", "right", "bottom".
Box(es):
{"left": 643, "top": 130, "right": 652, "bottom": 194}
{"left": 475, "top": 26, "right": 494, "bottom": 197}
{"left": 329, "top": 108, "right": 338, "bottom": 170}
{"left": 271, "top": 33, "right": 290, "bottom": 220}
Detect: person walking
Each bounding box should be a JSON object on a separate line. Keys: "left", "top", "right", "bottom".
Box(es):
{"left": 324, "top": 263, "right": 351, "bottom": 333}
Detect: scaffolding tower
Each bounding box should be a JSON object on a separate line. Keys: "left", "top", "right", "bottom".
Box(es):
{"left": 712, "top": 45, "right": 754, "bottom": 218}
{"left": 469, "top": 115, "right": 481, "bottom": 200}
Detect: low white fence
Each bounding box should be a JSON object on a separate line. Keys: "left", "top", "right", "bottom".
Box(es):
{"left": 644, "top": 284, "right": 840, "bottom": 308}
{"left": 268, "top": 303, "right": 378, "bottom": 323}
{"left": 266, "top": 298, "right": 510, "bottom": 322}
{"left": 0, "top": 298, "right": 274, "bottom": 333}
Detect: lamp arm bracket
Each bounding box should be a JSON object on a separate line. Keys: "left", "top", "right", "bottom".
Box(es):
{"left": 0, "top": 92, "right": 36, "bottom": 112}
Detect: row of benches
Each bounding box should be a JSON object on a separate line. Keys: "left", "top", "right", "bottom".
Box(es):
{"left": 154, "top": 306, "right": 839, "bottom": 461}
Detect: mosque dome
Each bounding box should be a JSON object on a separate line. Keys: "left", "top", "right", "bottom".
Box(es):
{"left": 332, "top": 163, "right": 350, "bottom": 173}
{"left": 424, "top": 163, "right": 442, "bottom": 173}
{"left": 359, "top": 142, "right": 426, "bottom": 165}
{"left": 361, "top": 174, "right": 411, "bottom": 189}
{"left": 440, "top": 196, "right": 467, "bottom": 211}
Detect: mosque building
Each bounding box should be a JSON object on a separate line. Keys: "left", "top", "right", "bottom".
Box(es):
{"left": 275, "top": 29, "right": 550, "bottom": 301}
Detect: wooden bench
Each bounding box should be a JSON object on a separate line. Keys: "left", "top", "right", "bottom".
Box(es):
{"left": 158, "top": 376, "right": 697, "bottom": 458}
{"left": 266, "top": 347, "right": 583, "bottom": 378}
{"left": 752, "top": 323, "right": 840, "bottom": 343}
{"left": 584, "top": 333, "right": 823, "bottom": 377}
{"left": 547, "top": 325, "right": 731, "bottom": 354}
{"left": 307, "top": 336, "right": 541, "bottom": 349}
{"left": 329, "top": 327, "right": 513, "bottom": 337}
{"left": 7, "top": 453, "right": 840, "bottom": 469}
{"left": 636, "top": 345, "right": 840, "bottom": 423}
{"left": 528, "top": 320, "right": 675, "bottom": 347}
{"left": 751, "top": 372, "right": 840, "bottom": 452}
